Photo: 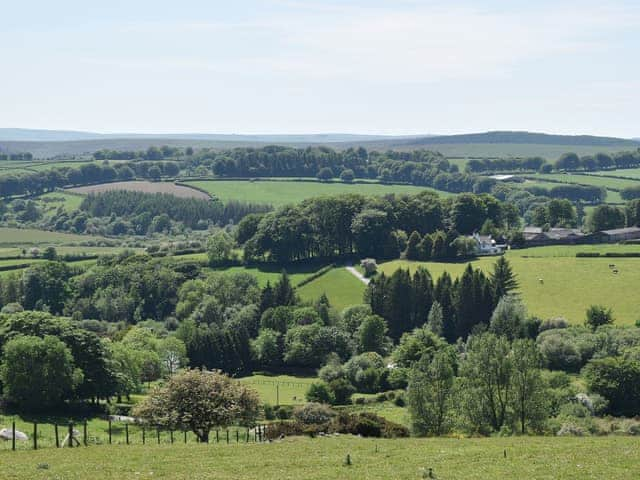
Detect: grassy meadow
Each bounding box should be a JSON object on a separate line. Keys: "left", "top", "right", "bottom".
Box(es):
{"left": 293, "top": 245, "right": 640, "bottom": 324}
{"left": 297, "top": 267, "right": 367, "bottom": 311}
{"left": 372, "top": 246, "right": 640, "bottom": 325}
{"left": 2, "top": 436, "right": 638, "bottom": 479}
{"left": 238, "top": 374, "right": 316, "bottom": 406}
{"left": 0, "top": 227, "right": 103, "bottom": 245}
{"left": 183, "top": 179, "right": 452, "bottom": 207}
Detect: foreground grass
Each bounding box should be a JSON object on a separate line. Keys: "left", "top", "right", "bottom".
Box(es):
{"left": 184, "top": 179, "right": 452, "bottom": 207}
{"left": 2, "top": 436, "right": 638, "bottom": 479}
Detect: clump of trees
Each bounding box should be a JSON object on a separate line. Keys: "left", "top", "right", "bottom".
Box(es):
{"left": 243, "top": 192, "right": 516, "bottom": 263}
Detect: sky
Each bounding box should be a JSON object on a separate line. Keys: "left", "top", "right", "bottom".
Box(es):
{"left": 1, "top": 0, "right": 639, "bottom": 137}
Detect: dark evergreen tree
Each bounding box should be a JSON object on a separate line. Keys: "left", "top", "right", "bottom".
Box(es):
{"left": 404, "top": 231, "right": 422, "bottom": 260}
{"left": 490, "top": 256, "right": 519, "bottom": 301}
{"left": 411, "top": 267, "right": 433, "bottom": 329}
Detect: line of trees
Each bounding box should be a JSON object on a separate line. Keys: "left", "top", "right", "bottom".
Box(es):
{"left": 0, "top": 160, "right": 180, "bottom": 199}
{"left": 465, "top": 150, "right": 640, "bottom": 174}
{"left": 242, "top": 192, "right": 517, "bottom": 263}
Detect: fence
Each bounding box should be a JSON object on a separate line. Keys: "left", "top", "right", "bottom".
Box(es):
{"left": 0, "top": 419, "right": 269, "bottom": 452}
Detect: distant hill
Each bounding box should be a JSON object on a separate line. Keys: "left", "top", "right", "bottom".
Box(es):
{"left": 0, "top": 128, "right": 407, "bottom": 144}
{"left": 359, "top": 131, "right": 640, "bottom": 148}
{"left": 0, "top": 129, "right": 637, "bottom": 159}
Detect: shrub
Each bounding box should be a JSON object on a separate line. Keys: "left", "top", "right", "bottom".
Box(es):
{"left": 306, "top": 382, "right": 335, "bottom": 404}
{"left": 539, "top": 317, "right": 569, "bottom": 332}
{"left": 263, "top": 403, "right": 275, "bottom": 421}
{"left": 328, "top": 378, "right": 355, "bottom": 405}
{"left": 329, "top": 412, "right": 409, "bottom": 438}
{"left": 394, "top": 394, "right": 406, "bottom": 407}
{"left": 293, "top": 402, "right": 336, "bottom": 425}
{"left": 276, "top": 405, "right": 292, "bottom": 420}
{"left": 556, "top": 423, "right": 585, "bottom": 436}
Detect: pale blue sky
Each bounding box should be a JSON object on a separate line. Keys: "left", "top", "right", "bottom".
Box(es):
{"left": 2, "top": 1, "right": 639, "bottom": 137}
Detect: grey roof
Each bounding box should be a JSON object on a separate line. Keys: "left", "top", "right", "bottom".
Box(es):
{"left": 600, "top": 227, "right": 640, "bottom": 235}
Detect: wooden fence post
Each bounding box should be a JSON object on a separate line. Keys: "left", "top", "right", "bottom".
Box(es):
{"left": 33, "top": 423, "right": 37, "bottom": 450}
{"left": 83, "top": 421, "right": 88, "bottom": 446}
{"left": 108, "top": 420, "right": 112, "bottom": 445}
{"left": 236, "top": 430, "right": 239, "bottom": 443}
{"left": 226, "top": 429, "right": 229, "bottom": 444}
{"left": 55, "top": 424, "right": 59, "bottom": 448}
{"left": 12, "top": 421, "right": 16, "bottom": 451}
{"left": 170, "top": 430, "right": 174, "bottom": 444}
{"left": 157, "top": 427, "right": 160, "bottom": 444}
{"left": 184, "top": 430, "right": 187, "bottom": 444}
{"left": 142, "top": 426, "right": 146, "bottom": 445}
{"left": 125, "top": 423, "right": 129, "bottom": 445}
{"left": 216, "top": 430, "right": 219, "bottom": 443}
{"left": 68, "top": 423, "right": 74, "bottom": 449}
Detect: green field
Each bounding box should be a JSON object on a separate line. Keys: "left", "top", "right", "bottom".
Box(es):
{"left": 0, "top": 227, "right": 103, "bottom": 245}
{"left": 184, "top": 179, "right": 452, "bottom": 207}
{"left": 239, "top": 374, "right": 316, "bottom": 406}
{"left": 372, "top": 246, "right": 640, "bottom": 324}
{"left": 520, "top": 176, "right": 624, "bottom": 203}
{"left": 36, "top": 192, "right": 84, "bottom": 217}
{"left": 297, "top": 268, "right": 367, "bottom": 311}
{"left": 2, "top": 436, "right": 638, "bottom": 479}
{"left": 527, "top": 172, "right": 639, "bottom": 191}
{"left": 385, "top": 142, "right": 634, "bottom": 159}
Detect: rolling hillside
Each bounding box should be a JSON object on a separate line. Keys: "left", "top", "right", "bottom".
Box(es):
{"left": 1, "top": 129, "right": 637, "bottom": 159}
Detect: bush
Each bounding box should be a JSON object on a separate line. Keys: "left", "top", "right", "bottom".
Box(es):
{"left": 328, "top": 378, "right": 355, "bottom": 405}
{"left": 263, "top": 403, "right": 275, "bottom": 421}
{"left": 276, "top": 406, "right": 292, "bottom": 420}
{"left": 305, "top": 382, "right": 335, "bottom": 404}
{"left": 293, "top": 402, "right": 336, "bottom": 425}
{"left": 329, "top": 412, "right": 409, "bottom": 438}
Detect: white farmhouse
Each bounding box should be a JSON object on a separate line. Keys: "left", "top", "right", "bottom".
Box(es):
{"left": 471, "top": 233, "right": 505, "bottom": 255}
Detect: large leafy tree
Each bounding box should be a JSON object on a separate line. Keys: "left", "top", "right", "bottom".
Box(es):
{"left": 407, "top": 350, "right": 456, "bottom": 436}
{"left": 511, "top": 339, "right": 548, "bottom": 433}
{"left": 133, "top": 369, "right": 261, "bottom": 442}
{"left": 0, "top": 335, "right": 82, "bottom": 410}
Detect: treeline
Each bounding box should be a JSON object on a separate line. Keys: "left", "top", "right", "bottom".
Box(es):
{"left": 78, "top": 190, "right": 270, "bottom": 231}
{"left": 0, "top": 152, "right": 34, "bottom": 161}
{"left": 0, "top": 160, "right": 180, "bottom": 198}
{"left": 242, "top": 192, "right": 519, "bottom": 263}
{"left": 93, "top": 145, "right": 184, "bottom": 161}
{"left": 465, "top": 149, "right": 640, "bottom": 174}
{"left": 186, "top": 146, "right": 490, "bottom": 195}
{"left": 524, "top": 184, "right": 606, "bottom": 203}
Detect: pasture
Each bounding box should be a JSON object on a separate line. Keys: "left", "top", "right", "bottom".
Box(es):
{"left": 1, "top": 435, "right": 638, "bottom": 479}
{"left": 526, "top": 172, "right": 639, "bottom": 191}
{"left": 297, "top": 267, "right": 367, "bottom": 311}
{"left": 373, "top": 246, "right": 640, "bottom": 325}
{"left": 183, "top": 179, "right": 452, "bottom": 207}
{"left": 587, "top": 168, "right": 640, "bottom": 180}
{"left": 238, "top": 373, "right": 315, "bottom": 406}
{"left": 0, "top": 227, "right": 103, "bottom": 246}
{"left": 67, "top": 181, "right": 211, "bottom": 200}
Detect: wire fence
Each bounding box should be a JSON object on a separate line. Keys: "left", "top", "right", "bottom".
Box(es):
{"left": 0, "top": 420, "right": 269, "bottom": 452}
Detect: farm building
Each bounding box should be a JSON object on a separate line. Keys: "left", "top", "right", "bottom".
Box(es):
{"left": 471, "top": 233, "right": 505, "bottom": 255}
{"left": 590, "top": 227, "right": 640, "bottom": 243}
{"left": 523, "top": 227, "right": 586, "bottom": 246}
